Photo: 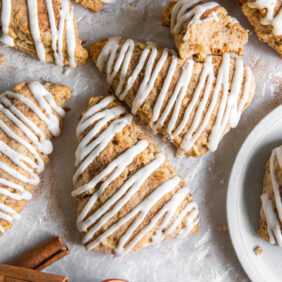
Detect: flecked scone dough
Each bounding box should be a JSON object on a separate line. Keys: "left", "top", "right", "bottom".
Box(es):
{"left": 89, "top": 38, "right": 256, "bottom": 158}
{"left": 72, "top": 95, "right": 199, "bottom": 256}
{"left": 241, "top": 0, "right": 282, "bottom": 57}
{"left": 0, "top": 81, "right": 71, "bottom": 235}
{"left": 0, "top": 0, "right": 88, "bottom": 67}
{"left": 75, "top": 0, "right": 114, "bottom": 13}
{"left": 259, "top": 146, "right": 282, "bottom": 246}
{"left": 162, "top": 0, "right": 248, "bottom": 60}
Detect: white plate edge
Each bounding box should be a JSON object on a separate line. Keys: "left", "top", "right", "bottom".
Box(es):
{"left": 227, "top": 105, "right": 282, "bottom": 282}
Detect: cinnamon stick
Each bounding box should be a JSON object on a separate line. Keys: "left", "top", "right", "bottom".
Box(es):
{"left": 10, "top": 236, "right": 70, "bottom": 270}
{"left": 0, "top": 264, "right": 68, "bottom": 282}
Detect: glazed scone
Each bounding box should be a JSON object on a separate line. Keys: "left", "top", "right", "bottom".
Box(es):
{"left": 0, "top": 81, "right": 71, "bottom": 235}
{"left": 89, "top": 38, "right": 256, "bottom": 158}
{"left": 72, "top": 95, "right": 199, "bottom": 256}
{"left": 0, "top": 0, "right": 88, "bottom": 67}
{"left": 75, "top": 0, "right": 115, "bottom": 13}
{"left": 162, "top": 0, "right": 248, "bottom": 60}
{"left": 259, "top": 146, "right": 282, "bottom": 246}
{"left": 241, "top": 0, "right": 282, "bottom": 57}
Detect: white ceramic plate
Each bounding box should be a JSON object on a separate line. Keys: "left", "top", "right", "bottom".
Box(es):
{"left": 227, "top": 105, "right": 282, "bottom": 282}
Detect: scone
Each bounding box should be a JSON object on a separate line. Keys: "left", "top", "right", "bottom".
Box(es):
{"left": 0, "top": 0, "right": 88, "bottom": 67}
{"left": 259, "top": 146, "right": 282, "bottom": 246}
{"left": 72, "top": 95, "right": 199, "bottom": 257}
{"left": 241, "top": 0, "right": 282, "bottom": 57}
{"left": 89, "top": 38, "right": 256, "bottom": 158}
{"left": 162, "top": 0, "right": 248, "bottom": 60}
{"left": 0, "top": 81, "right": 71, "bottom": 235}
{"left": 75, "top": 0, "right": 115, "bottom": 13}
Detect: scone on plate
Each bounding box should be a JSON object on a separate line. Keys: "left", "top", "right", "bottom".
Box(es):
{"left": 241, "top": 0, "right": 282, "bottom": 57}
{"left": 75, "top": 0, "right": 115, "bottom": 13}
{"left": 259, "top": 146, "right": 282, "bottom": 246}
{"left": 0, "top": 81, "right": 71, "bottom": 235}
{"left": 162, "top": 0, "right": 248, "bottom": 60}
{"left": 0, "top": 0, "right": 88, "bottom": 67}
{"left": 89, "top": 38, "right": 256, "bottom": 158}
{"left": 72, "top": 95, "right": 199, "bottom": 257}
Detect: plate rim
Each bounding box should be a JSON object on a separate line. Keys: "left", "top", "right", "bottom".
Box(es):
{"left": 227, "top": 105, "right": 282, "bottom": 282}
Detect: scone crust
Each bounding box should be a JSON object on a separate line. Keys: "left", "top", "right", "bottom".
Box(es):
{"left": 0, "top": 0, "right": 88, "bottom": 66}
{"left": 162, "top": 1, "right": 248, "bottom": 60}
{"left": 241, "top": 0, "right": 282, "bottom": 57}
{"left": 259, "top": 151, "right": 282, "bottom": 243}
{"left": 89, "top": 39, "right": 255, "bottom": 158}
{"left": 0, "top": 81, "right": 71, "bottom": 235}
{"left": 75, "top": 0, "right": 105, "bottom": 13}
{"left": 73, "top": 96, "right": 199, "bottom": 255}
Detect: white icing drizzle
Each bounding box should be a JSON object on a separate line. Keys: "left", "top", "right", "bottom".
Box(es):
{"left": 0, "top": 0, "right": 14, "bottom": 46}
{"left": 29, "top": 0, "right": 77, "bottom": 67}
{"left": 0, "top": 118, "right": 44, "bottom": 172}
{"left": 28, "top": 81, "right": 65, "bottom": 136}
{"left": 73, "top": 98, "right": 132, "bottom": 183}
{"left": 269, "top": 147, "right": 282, "bottom": 222}
{"left": 248, "top": 0, "right": 282, "bottom": 35}
{"left": 171, "top": 0, "right": 220, "bottom": 40}
{"left": 0, "top": 140, "right": 39, "bottom": 185}
{"left": 96, "top": 38, "right": 252, "bottom": 156}
{"left": 261, "top": 194, "right": 282, "bottom": 246}
{"left": 81, "top": 152, "right": 165, "bottom": 244}
{"left": 0, "top": 81, "right": 65, "bottom": 233}
{"left": 72, "top": 96, "right": 198, "bottom": 256}
{"left": 131, "top": 48, "right": 168, "bottom": 115}
{"left": 64, "top": 1, "right": 77, "bottom": 68}
{"left": 0, "top": 0, "right": 77, "bottom": 66}
{"left": 76, "top": 96, "right": 115, "bottom": 137}
{"left": 0, "top": 96, "right": 53, "bottom": 155}
{"left": 27, "top": 0, "right": 46, "bottom": 62}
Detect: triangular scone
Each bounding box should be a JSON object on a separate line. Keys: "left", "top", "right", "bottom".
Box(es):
{"left": 162, "top": 0, "right": 248, "bottom": 60}
{"left": 72, "top": 95, "right": 199, "bottom": 256}
{"left": 241, "top": 0, "right": 282, "bottom": 57}
{"left": 259, "top": 146, "right": 282, "bottom": 246}
{"left": 0, "top": 0, "right": 88, "bottom": 67}
{"left": 89, "top": 38, "right": 256, "bottom": 158}
{"left": 0, "top": 81, "right": 71, "bottom": 235}
{"left": 75, "top": 0, "right": 115, "bottom": 13}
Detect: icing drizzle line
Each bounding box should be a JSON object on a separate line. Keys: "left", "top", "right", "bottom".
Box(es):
{"left": 72, "top": 96, "right": 198, "bottom": 256}
{"left": 171, "top": 0, "right": 220, "bottom": 40}
{"left": 0, "top": 81, "right": 65, "bottom": 233}
{"left": 0, "top": 0, "right": 77, "bottom": 67}
{"left": 0, "top": 0, "right": 14, "bottom": 46}
{"left": 248, "top": 0, "right": 282, "bottom": 36}
{"left": 96, "top": 38, "right": 252, "bottom": 156}
{"left": 261, "top": 147, "right": 282, "bottom": 246}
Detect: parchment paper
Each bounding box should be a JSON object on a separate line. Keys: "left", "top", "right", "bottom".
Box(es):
{"left": 0, "top": 1, "right": 281, "bottom": 281}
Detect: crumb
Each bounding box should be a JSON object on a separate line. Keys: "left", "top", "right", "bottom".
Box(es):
{"left": 0, "top": 55, "right": 7, "bottom": 64}
{"left": 208, "top": 255, "right": 215, "bottom": 259}
{"left": 220, "top": 244, "right": 225, "bottom": 249}
{"left": 220, "top": 179, "right": 224, "bottom": 184}
{"left": 208, "top": 166, "right": 212, "bottom": 172}
{"left": 218, "top": 224, "right": 228, "bottom": 232}
{"left": 254, "top": 246, "right": 263, "bottom": 256}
